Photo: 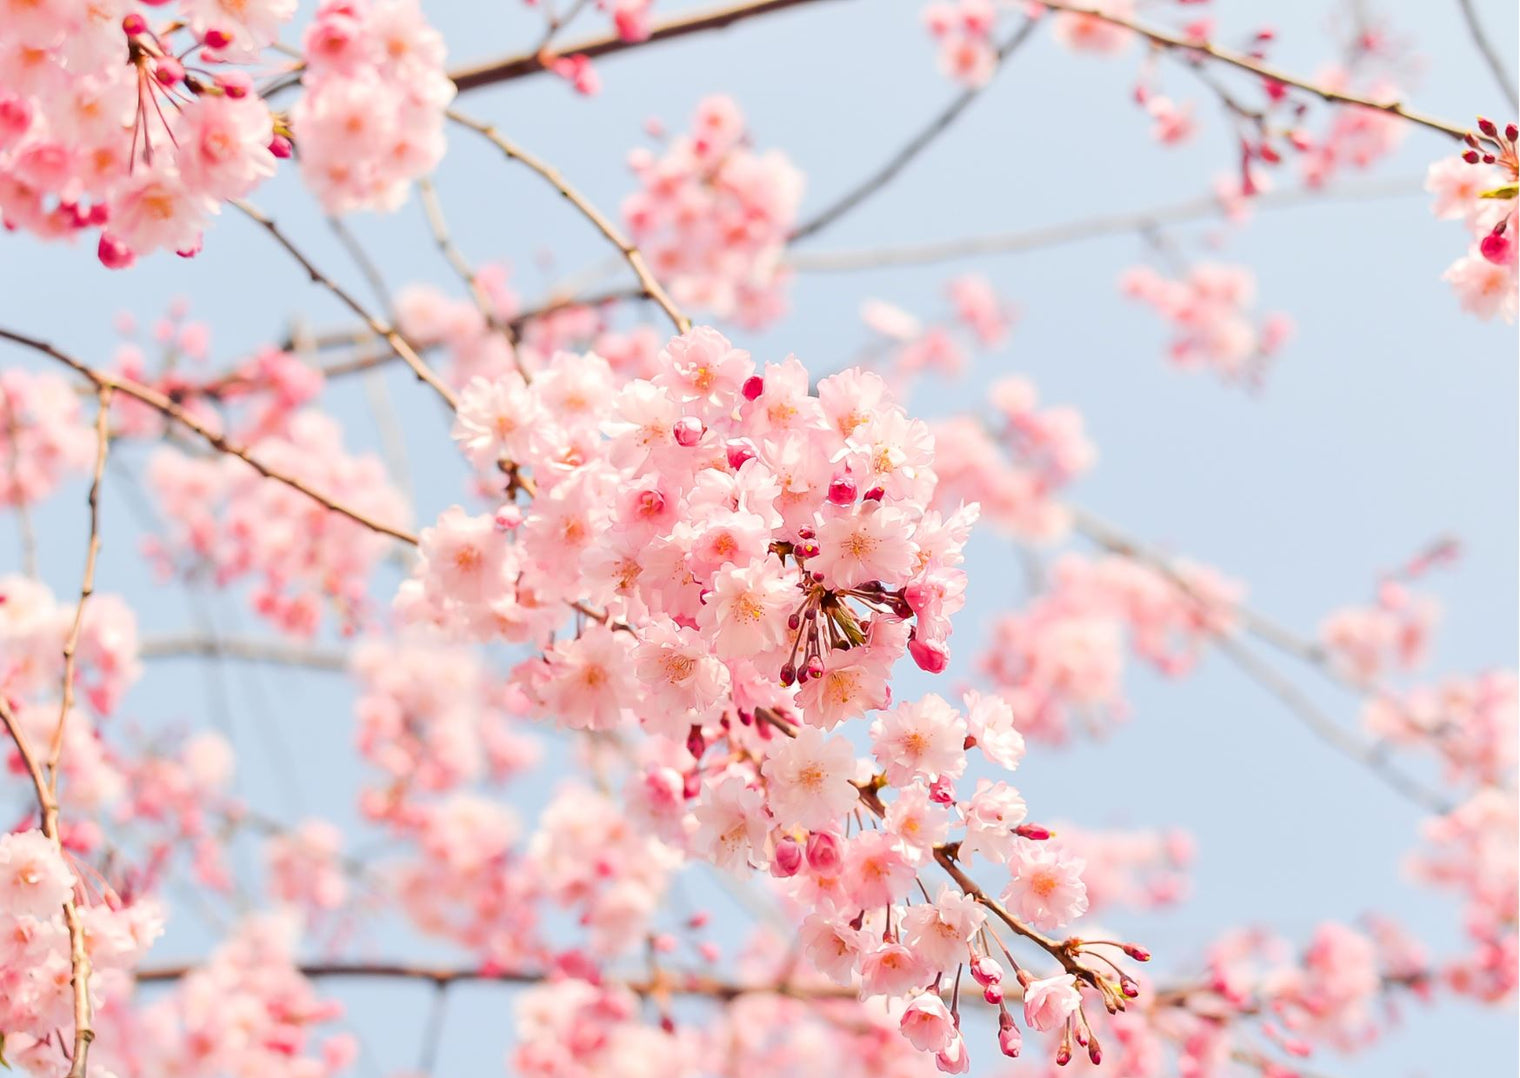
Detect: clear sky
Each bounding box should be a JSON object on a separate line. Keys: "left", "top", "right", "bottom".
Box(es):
{"left": 0, "top": 0, "right": 1515, "bottom": 1075}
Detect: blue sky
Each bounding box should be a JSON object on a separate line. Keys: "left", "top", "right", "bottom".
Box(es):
{"left": 0, "top": 0, "right": 1515, "bottom": 1074}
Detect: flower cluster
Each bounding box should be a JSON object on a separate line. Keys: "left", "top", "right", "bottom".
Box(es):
{"left": 1120, "top": 263, "right": 1293, "bottom": 384}
{"left": 859, "top": 274, "right": 1017, "bottom": 387}
{"left": 1427, "top": 121, "right": 1519, "bottom": 323}
{"left": 979, "top": 554, "right": 1241, "bottom": 742}
{"left": 623, "top": 97, "right": 804, "bottom": 326}
{"left": 146, "top": 411, "right": 408, "bottom": 636}
{"left": 0, "top": 368, "right": 95, "bottom": 509}
{"left": 292, "top": 0, "right": 456, "bottom": 214}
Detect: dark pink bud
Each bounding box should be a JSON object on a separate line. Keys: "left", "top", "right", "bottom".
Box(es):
{"left": 909, "top": 636, "right": 949, "bottom": 673}
{"left": 741, "top": 375, "right": 764, "bottom": 401}
{"left": 804, "top": 656, "right": 824, "bottom": 679}
{"left": 827, "top": 475, "right": 857, "bottom": 505}
{"left": 1477, "top": 117, "right": 1498, "bottom": 137}
{"left": 154, "top": 57, "right": 184, "bottom": 86}
{"left": 216, "top": 70, "right": 253, "bottom": 99}
{"left": 121, "top": 13, "right": 147, "bottom": 35}
{"left": 863, "top": 485, "right": 885, "bottom": 501}
{"left": 725, "top": 441, "right": 755, "bottom": 469}
{"left": 983, "top": 983, "right": 1004, "bottom": 1004}
{"left": 797, "top": 540, "right": 820, "bottom": 559}
{"left": 771, "top": 836, "right": 803, "bottom": 877}
{"left": 1120, "top": 975, "right": 1140, "bottom": 998}
{"left": 686, "top": 725, "right": 706, "bottom": 760}
{"left": 805, "top": 830, "right": 841, "bottom": 873}
{"left": 998, "top": 1018, "right": 1022, "bottom": 1058}
{"left": 1056, "top": 1046, "right": 1071, "bottom": 1067}
{"left": 1122, "top": 943, "right": 1152, "bottom": 962}
{"left": 1462, "top": 149, "right": 1482, "bottom": 164}
{"left": 1014, "top": 823, "right": 1052, "bottom": 841}
{"left": 1088, "top": 1043, "right": 1102, "bottom": 1066}
{"left": 778, "top": 663, "right": 796, "bottom": 687}
{"left": 797, "top": 526, "right": 816, "bottom": 541}
{"left": 97, "top": 233, "right": 135, "bottom": 270}
{"left": 970, "top": 955, "right": 1004, "bottom": 986}
{"left": 928, "top": 776, "right": 956, "bottom": 804}
{"left": 673, "top": 416, "right": 704, "bottom": 447}
{"left": 269, "top": 135, "right": 293, "bottom": 159}
{"left": 1480, "top": 230, "right": 1511, "bottom": 265}
{"left": 203, "top": 27, "right": 233, "bottom": 49}
{"left": 1506, "top": 123, "right": 1519, "bottom": 142}
{"left": 682, "top": 772, "right": 701, "bottom": 799}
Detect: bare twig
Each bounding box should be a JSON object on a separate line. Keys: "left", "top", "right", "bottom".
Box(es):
{"left": 789, "top": 177, "right": 1425, "bottom": 272}
{"left": 449, "top": 0, "right": 847, "bottom": 92}
{"left": 789, "top": 18, "right": 1039, "bottom": 242}
{"left": 1, "top": 383, "right": 38, "bottom": 577}
{"left": 49, "top": 387, "right": 113, "bottom": 786}
{"left": 0, "top": 328, "right": 419, "bottom": 547}
{"left": 1454, "top": 0, "right": 1517, "bottom": 106}
{"left": 1033, "top": 1, "right": 1472, "bottom": 141}
{"left": 231, "top": 200, "right": 459, "bottom": 410}
{"left": 448, "top": 108, "right": 691, "bottom": 334}
{"left": 139, "top": 634, "right": 350, "bottom": 671}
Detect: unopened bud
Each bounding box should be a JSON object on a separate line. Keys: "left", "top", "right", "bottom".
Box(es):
{"left": 1122, "top": 943, "right": 1151, "bottom": 962}
{"left": 122, "top": 13, "right": 147, "bottom": 35}
{"left": 1014, "top": 824, "right": 1052, "bottom": 841}
{"left": 772, "top": 835, "right": 803, "bottom": 877}
{"left": 154, "top": 57, "right": 184, "bottom": 86}
{"left": 1463, "top": 149, "right": 1482, "bottom": 163}
{"left": 203, "top": 27, "right": 233, "bottom": 50}
{"left": 970, "top": 955, "right": 1004, "bottom": 986}
{"left": 863, "top": 485, "right": 885, "bottom": 501}
{"left": 686, "top": 725, "right": 705, "bottom": 760}
{"left": 827, "top": 475, "right": 857, "bottom": 505}
{"left": 673, "top": 416, "right": 703, "bottom": 447}
{"left": 806, "top": 830, "right": 842, "bottom": 873}
{"left": 269, "top": 135, "right": 293, "bottom": 159}
{"left": 726, "top": 441, "right": 755, "bottom": 469}
{"left": 741, "top": 375, "right": 764, "bottom": 401}
{"left": 1478, "top": 116, "right": 1498, "bottom": 137}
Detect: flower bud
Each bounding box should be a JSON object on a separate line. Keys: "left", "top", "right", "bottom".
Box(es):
{"left": 827, "top": 475, "right": 857, "bottom": 505}
{"left": 970, "top": 955, "right": 1004, "bottom": 986}
{"left": 909, "top": 636, "right": 949, "bottom": 673}
{"left": 122, "top": 13, "right": 147, "bottom": 35}
{"left": 97, "top": 233, "right": 135, "bottom": 270}
{"left": 1478, "top": 117, "right": 1498, "bottom": 137}
{"left": 154, "top": 57, "right": 185, "bottom": 86}
{"left": 203, "top": 27, "right": 234, "bottom": 50}
{"left": 771, "top": 835, "right": 803, "bottom": 877}
{"left": 1122, "top": 943, "right": 1151, "bottom": 962}
{"left": 1014, "top": 823, "right": 1052, "bottom": 841}
{"left": 673, "top": 416, "right": 704, "bottom": 447}
{"left": 726, "top": 441, "right": 755, "bottom": 469}
{"left": 997, "top": 1016, "right": 1022, "bottom": 1058}
{"left": 269, "top": 135, "right": 293, "bottom": 159}
{"left": 741, "top": 375, "right": 764, "bottom": 401}
{"left": 805, "top": 830, "right": 842, "bottom": 873}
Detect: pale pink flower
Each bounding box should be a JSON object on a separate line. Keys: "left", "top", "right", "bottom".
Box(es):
{"left": 761, "top": 726, "right": 859, "bottom": 830}
{"left": 1022, "top": 973, "right": 1082, "bottom": 1031}
{"left": 1004, "top": 841, "right": 1089, "bottom": 929}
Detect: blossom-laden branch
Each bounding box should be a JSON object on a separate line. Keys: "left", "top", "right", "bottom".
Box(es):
{"left": 1032, "top": 1, "right": 1474, "bottom": 141}
{"left": 447, "top": 0, "right": 849, "bottom": 92}
{"left": 0, "top": 386, "right": 112, "bottom": 1078}
{"left": 0, "top": 328, "right": 420, "bottom": 546}
{"left": 446, "top": 108, "right": 693, "bottom": 335}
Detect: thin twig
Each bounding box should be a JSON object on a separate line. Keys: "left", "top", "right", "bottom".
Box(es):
{"left": 447, "top": 108, "right": 692, "bottom": 335}
{"left": 1, "top": 384, "right": 38, "bottom": 577}
{"left": 49, "top": 387, "right": 113, "bottom": 785}
{"left": 0, "top": 328, "right": 419, "bottom": 546}
{"left": 1033, "top": 1, "right": 1472, "bottom": 141}
{"left": 1453, "top": 0, "right": 1517, "bottom": 106}
{"left": 449, "top": 0, "right": 847, "bottom": 92}
{"left": 789, "top": 177, "right": 1425, "bottom": 272}
{"left": 139, "top": 634, "right": 350, "bottom": 671}
{"left": 231, "top": 200, "right": 458, "bottom": 410}
{"left": 789, "top": 18, "right": 1039, "bottom": 242}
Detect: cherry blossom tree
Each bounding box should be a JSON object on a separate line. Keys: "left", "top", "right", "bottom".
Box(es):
{"left": 0, "top": 2, "right": 1514, "bottom": 1077}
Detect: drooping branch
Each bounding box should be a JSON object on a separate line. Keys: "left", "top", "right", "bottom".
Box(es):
{"left": 789, "top": 177, "right": 1425, "bottom": 272}
{"left": 0, "top": 328, "right": 420, "bottom": 547}
{"left": 788, "top": 18, "right": 1040, "bottom": 243}
{"left": 231, "top": 200, "right": 459, "bottom": 410}
{"left": 448, "top": 0, "right": 849, "bottom": 93}
{"left": 138, "top": 635, "right": 350, "bottom": 671}
{"left": 1453, "top": 0, "right": 1517, "bottom": 106}
{"left": 1032, "top": 1, "right": 1473, "bottom": 141}
{"left": 447, "top": 108, "right": 693, "bottom": 335}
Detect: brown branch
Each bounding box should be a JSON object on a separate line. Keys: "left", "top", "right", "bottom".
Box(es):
{"left": 447, "top": 108, "right": 692, "bottom": 335}
{"left": 1, "top": 383, "right": 39, "bottom": 577}
{"left": 49, "top": 387, "right": 112, "bottom": 786}
{"left": 0, "top": 328, "right": 419, "bottom": 546}
{"left": 1454, "top": 0, "right": 1516, "bottom": 106}
{"left": 230, "top": 200, "right": 459, "bottom": 410}
{"left": 0, "top": 694, "right": 95, "bottom": 1076}
{"left": 450, "top": 0, "right": 846, "bottom": 92}
{"left": 1033, "top": 1, "right": 1472, "bottom": 141}
{"left": 789, "top": 18, "right": 1039, "bottom": 242}
{"left": 789, "top": 177, "right": 1425, "bottom": 272}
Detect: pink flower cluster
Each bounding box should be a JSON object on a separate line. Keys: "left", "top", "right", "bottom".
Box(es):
{"left": 0, "top": 368, "right": 96, "bottom": 508}
{"left": 980, "top": 554, "right": 1241, "bottom": 742}
{"left": 859, "top": 274, "right": 1017, "bottom": 386}
{"left": 1318, "top": 579, "right": 1438, "bottom": 684}
{"left": 146, "top": 411, "right": 408, "bottom": 636}
{"left": 0, "top": 574, "right": 141, "bottom": 718}
{"left": 1426, "top": 125, "right": 1519, "bottom": 324}
{"left": 930, "top": 376, "right": 1095, "bottom": 542}
{"left": 1120, "top": 263, "right": 1293, "bottom": 384}
{"left": 0, "top": 1, "right": 285, "bottom": 263}
{"left": 624, "top": 97, "right": 804, "bottom": 326}
{"left": 292, "top": 0, "right": 455, "bottom": 214}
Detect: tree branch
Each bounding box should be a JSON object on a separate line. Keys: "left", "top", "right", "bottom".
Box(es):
{"left": 1453, "top": 0, "right": 1517, "bottom": 106}
{"left": 449, "top": 0, "right": 847, "bottom": 92}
